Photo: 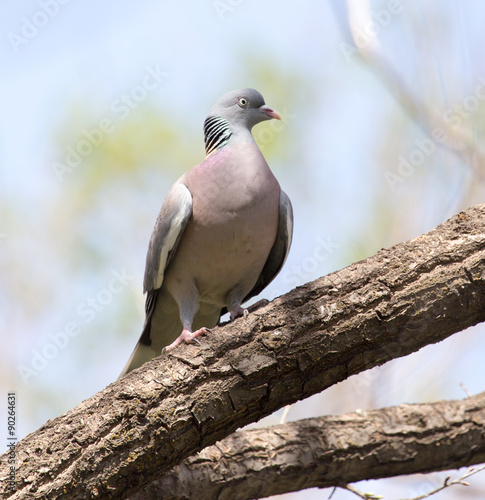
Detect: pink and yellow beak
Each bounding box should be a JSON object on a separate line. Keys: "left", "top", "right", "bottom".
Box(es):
{"left": 259, "top": 105, "right": 282, "bottom": 120}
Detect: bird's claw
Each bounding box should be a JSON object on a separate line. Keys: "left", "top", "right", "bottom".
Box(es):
{"left": 163, "top": 327, "right": 211, "bottom": 352}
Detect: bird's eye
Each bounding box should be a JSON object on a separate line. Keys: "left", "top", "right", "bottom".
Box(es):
{"left": 237, "top": 97, "right": 248, "bottom": 108}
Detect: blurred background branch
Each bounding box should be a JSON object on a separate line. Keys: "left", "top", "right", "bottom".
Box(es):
{"left": 341, "top": 0, "right": 485, "bottom": 184}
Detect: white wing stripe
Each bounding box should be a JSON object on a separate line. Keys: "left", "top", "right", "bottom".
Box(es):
{"left": 154, "top": 184, "right": 192, "bottom": 289}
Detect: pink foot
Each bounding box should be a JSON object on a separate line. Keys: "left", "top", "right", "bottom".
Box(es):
{"left": 162, "top": 327, "right": 211, "bottom": 353}
{"left": 230, "top": 307, "right": 249, "bottom": 321}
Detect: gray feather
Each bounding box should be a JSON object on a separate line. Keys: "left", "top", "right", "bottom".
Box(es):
{"left": 143, "top": 181, "right": 192, "bottom": 293}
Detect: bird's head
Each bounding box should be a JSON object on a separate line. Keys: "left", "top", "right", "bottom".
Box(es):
{"left": 207, "top": 88, "right": 281, "bottom": 130}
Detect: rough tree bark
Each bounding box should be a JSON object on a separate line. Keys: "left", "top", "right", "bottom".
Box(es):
{"left": 131, "top": 391, "right": 485, "bottom": 500}
{"left": 2, "top": 204, "right": 485, "bottom": 500}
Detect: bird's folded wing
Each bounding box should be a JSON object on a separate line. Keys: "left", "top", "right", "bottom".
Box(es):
{"left": 241, "top": 189, "right": 293, "bottom": 304}
{"left": 139, "top": 181, "right": 192, "bottom": 346}
{"left": 143, "top": 180, "right": 193, "bottom": 294}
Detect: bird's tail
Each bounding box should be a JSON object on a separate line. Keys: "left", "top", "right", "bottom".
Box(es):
{"left": 118, "top": 339, "right": 158, "bottom": 379}
{"left": 118, "top": 290, "right": 182, "bottom": 379}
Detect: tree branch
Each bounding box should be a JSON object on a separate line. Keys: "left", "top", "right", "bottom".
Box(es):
{"left": 2, "top": 204, "right": 485, "bottom": 500}
{"left": 130, "top": 391, "right": 485, "bottom": 500}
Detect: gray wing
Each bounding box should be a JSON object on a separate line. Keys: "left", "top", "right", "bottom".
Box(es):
{"left": 140, "top": 181, "right": 192, "bottom": 345}
{"left": 143, "top": 181, "right": 192, "bottom": 293}
{"left": 243, "top": 189, "right": 293, "bottom": 303}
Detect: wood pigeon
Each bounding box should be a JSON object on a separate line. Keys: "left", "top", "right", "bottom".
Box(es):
{"left": 120, "top": 88, "right": 293, "bottom": 377}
